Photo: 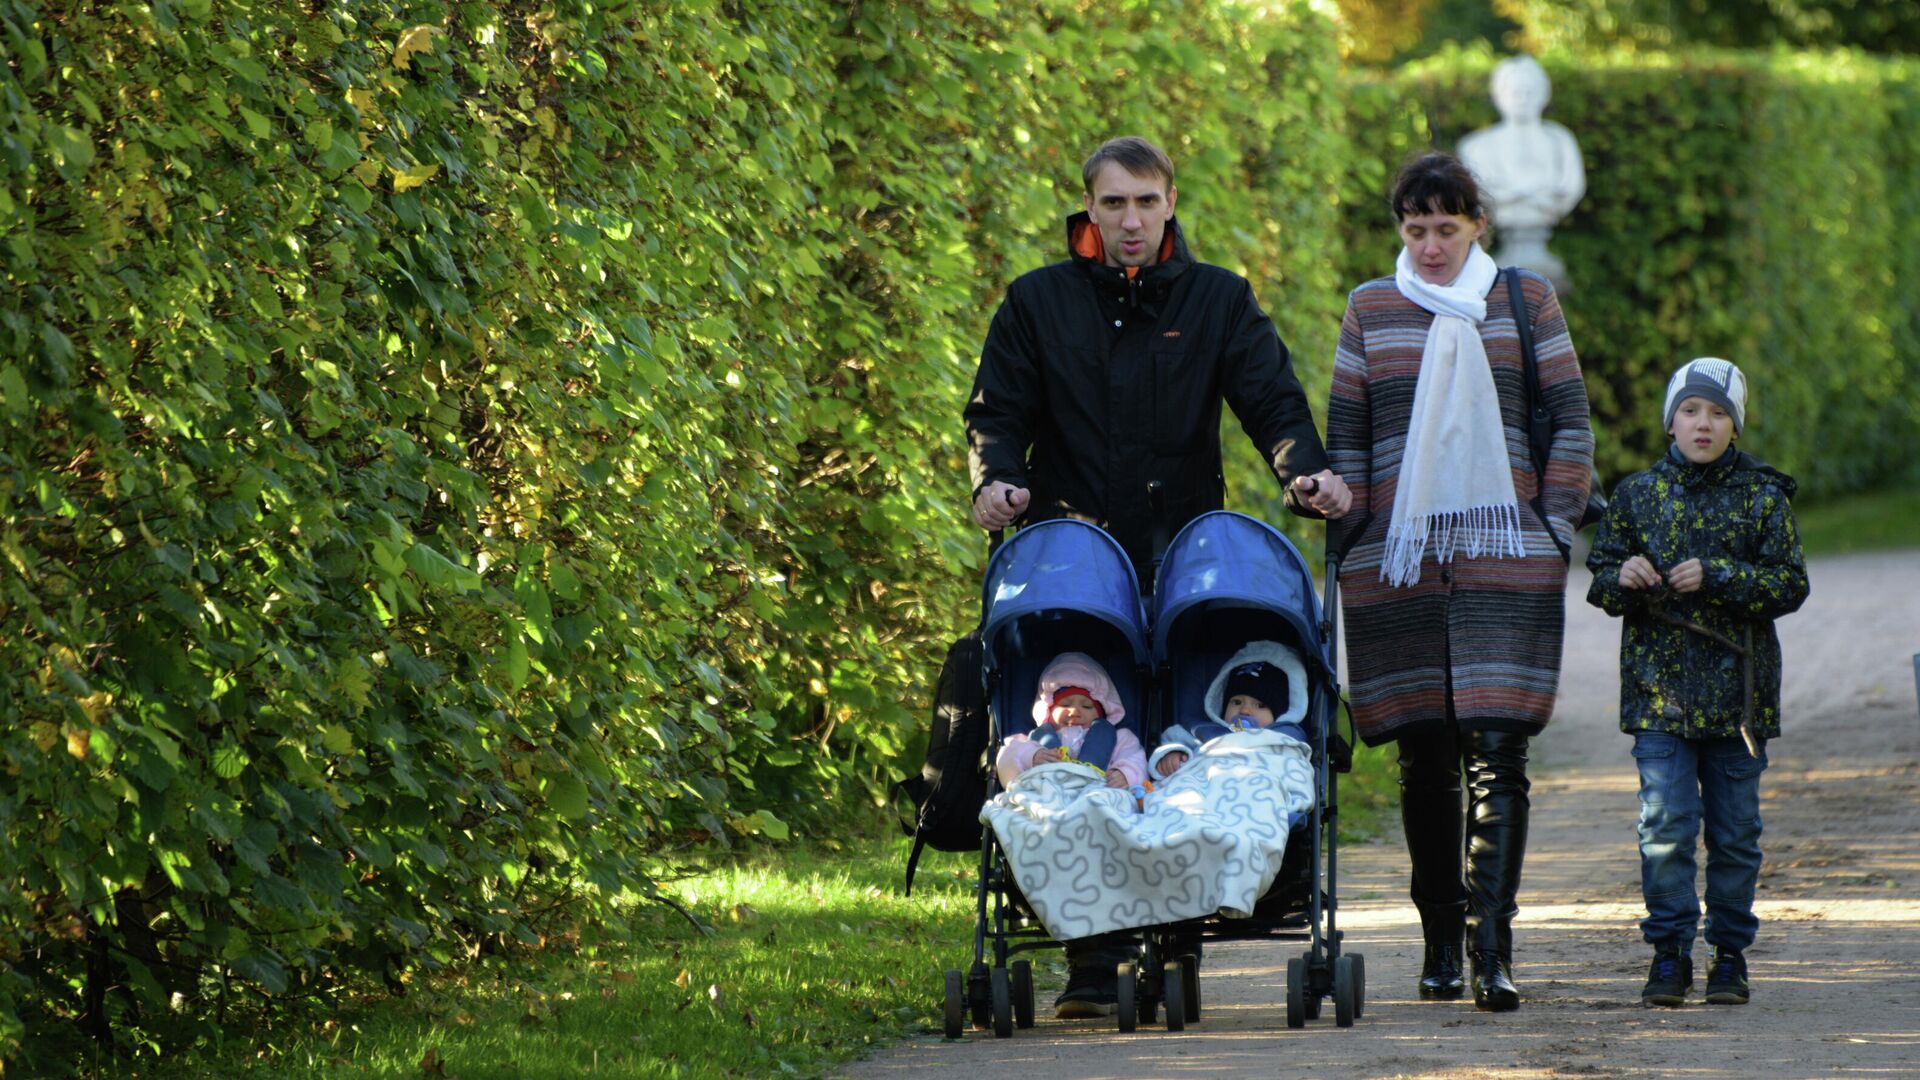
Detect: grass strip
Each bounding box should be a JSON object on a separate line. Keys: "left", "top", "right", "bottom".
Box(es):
{"left": 130, "top": 838, "right": 971, "bottom": 1079}
{"left": 1791, "top": 486, "right": 1920, "bottom": 558}
{"left": 131, "top": 778, "right": 1399, "bottom": 1079}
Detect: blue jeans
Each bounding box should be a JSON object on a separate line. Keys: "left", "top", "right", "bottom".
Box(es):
{"left": 1632, "top": 731, "right": 1768, "bottom": 953}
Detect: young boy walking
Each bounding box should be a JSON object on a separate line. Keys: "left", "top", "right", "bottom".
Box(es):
{"left": 1585, "top": 357, "right": 1810, "bottom": 1007}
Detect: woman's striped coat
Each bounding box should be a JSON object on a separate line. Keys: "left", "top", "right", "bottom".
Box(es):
{"left": 1327, "top": 269, "right": 1593, "bottom": 746}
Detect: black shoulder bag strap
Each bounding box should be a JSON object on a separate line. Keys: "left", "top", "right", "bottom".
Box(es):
{"left": 903, "top": 830, "right": 928, "bottom": 897}
{"left": 1507, "top": 268, "right": 1555, "bottom": 485}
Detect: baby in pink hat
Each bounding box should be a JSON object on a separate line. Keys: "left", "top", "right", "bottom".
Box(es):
{"left": 994, "top": 652, "right": 1146, "bottom": 790}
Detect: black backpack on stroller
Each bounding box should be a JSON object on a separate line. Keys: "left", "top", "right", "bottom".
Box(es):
{"left": 891, "top": 630, "right": 990, "bottom": 896}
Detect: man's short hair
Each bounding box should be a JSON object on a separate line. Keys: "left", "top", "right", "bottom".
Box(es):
{"left": 1082, "top": 137, "right": 1175, "bottom": 193}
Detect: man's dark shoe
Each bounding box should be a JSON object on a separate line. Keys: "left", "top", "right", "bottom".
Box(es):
{"left": 1704, "top": 946, "right": 1749, "bottom": 1005}
{"left": 1470, "top": 951, "right": 1520, "bottom": 1011}
{"left": 1641, "top": 944, "right": 1692, "bottom": 1007}
{"left": 1054, "top": 966, "right": 1118, "bottom": 1018}
{"left": 1419, "top": 943, "right": 1467, "bottom": 1000}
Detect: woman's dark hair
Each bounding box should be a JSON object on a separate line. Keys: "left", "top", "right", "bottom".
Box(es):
{"left": 1389, "top": 151, "right": 1485, "bottom": 221}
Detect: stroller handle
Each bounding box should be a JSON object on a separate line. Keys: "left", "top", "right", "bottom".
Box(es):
{"left": 1321, "top": 520, "right": 1343, "bottom": 680}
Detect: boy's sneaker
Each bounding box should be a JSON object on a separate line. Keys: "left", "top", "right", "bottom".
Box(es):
{"left": 1705, "top": 947, "right": 1750, "bottom": 1005}
{"left": 1054, "top": 968, "right": 1118, "bottom": 1018}
{"left": 1641, "top": 944, "right": 1692, "bottom": 1007}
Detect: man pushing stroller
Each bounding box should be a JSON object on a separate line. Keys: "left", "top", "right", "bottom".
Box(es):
{"left": 962, "top": 135, "right": 1349, "bottom": 1016}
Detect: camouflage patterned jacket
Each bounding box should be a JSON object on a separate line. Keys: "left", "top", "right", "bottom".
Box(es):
{"left": 1586, "top": 446, "right": 1809, "bottom": 740}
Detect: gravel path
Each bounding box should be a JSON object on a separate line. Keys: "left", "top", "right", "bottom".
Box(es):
{"left": 845, "top": 549, "right": 1920, "bottom": 1078}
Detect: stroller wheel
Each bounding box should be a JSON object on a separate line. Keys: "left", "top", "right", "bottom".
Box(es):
{"left": 1011, "top": 960, "right": 1035, "bottom": 1028}
{"left": 1334, "top": 953, "right": 1359, "bottom": 1028}
{"left": 1285, "top": 956, "right": 1307, "bottom": 1028}
{"left": 1352, "top": 953, "right": 1366, "bottom": 1019}
{"left": 990, "top": 966, "right": 1013, "bottom": 1038}
{"left": 1180, "top": 952, "right": 1201, "bottom": 1022}
{"left": 1300, "top": 951, "right": 1323, "bottom": 1020}
{"left": 1006, "top": 957, "right": 1036, "bottom": 1022}
{"left": 1163, "top": 961, "right": 1186, "bottom": 1032}
{"left": 942, "top": 969, "right": 964, "bottom": 1039}
{"left": 1116, "top": 961, "right": 1138, "bottom": 1033}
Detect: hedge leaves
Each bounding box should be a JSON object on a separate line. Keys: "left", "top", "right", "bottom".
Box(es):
{"left": 1, "top": 0, "right": 1344, "bottom": 1061}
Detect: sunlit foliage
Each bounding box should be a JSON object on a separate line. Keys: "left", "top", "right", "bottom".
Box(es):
{"left": 1498, "top": 0, "right": 1920, "bottom": 54}
{"left": 0, "top": 0, "right": 1346, "bottom": 1063}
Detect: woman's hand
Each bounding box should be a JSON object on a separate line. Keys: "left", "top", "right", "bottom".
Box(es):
{"left": 1666, "top": 558, "right": 1704, "bottom": 594}
{"left": 1104, "top": 769, "right": 1129, "bottom": 789}
{"left": 1031, "top": 747, "right": 1062, "bottom": 766}
{"left": 1155, "top": 751, "right": 1188, "bottom": 778}
{"left": 1618, "top": 555, "right": 1661, "bottom": 590}
{"left": 1291, "top": 470, "right": 1353, "bottom": 520}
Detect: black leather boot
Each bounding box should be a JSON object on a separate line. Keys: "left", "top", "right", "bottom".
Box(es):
{"left": 1471, "top": 950, "right": 1520, "bottom": 1011}
{"left": 1463, "top": 730, "right": 1530, "bottom": 1012}
{"left": 1421, "top": 941, "right": 1467, "bottom": 1000}
{"left": 1399, "top": 730, "right": 1468, "bottom": 1000}
{"left": 1415, "top": 899, "right": 1467, "bottom": 999}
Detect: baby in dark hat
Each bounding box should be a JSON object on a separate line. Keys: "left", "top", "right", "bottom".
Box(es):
{"left": 1149, "top": 642, "right": 1307, "bottom": 778}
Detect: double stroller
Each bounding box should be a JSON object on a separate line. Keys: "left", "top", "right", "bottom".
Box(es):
{"left": 940, "top": 511, "right": 1364, "bottom": 1037}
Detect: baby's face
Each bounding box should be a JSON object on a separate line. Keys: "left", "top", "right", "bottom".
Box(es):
{"left": 1224, "top": 694, "right": 1276, "bottom": 729}
{"left": 1050, "top": 692, "right": 1100, "bottom": 728}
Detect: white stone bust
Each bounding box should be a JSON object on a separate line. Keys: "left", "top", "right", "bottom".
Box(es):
{"left": 1458, "top": 55, "right": 1586, "bottom": 288}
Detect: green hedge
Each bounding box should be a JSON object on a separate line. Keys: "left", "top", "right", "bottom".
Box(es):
{"left": 0, "top": 0, "right": 1344, "bottom": 1062}
{"left": 1340, "top": 47, "right": 1920, "bottom": 493}
{"left": 1498, "top": 0, "right": 1920, "bottom": 54}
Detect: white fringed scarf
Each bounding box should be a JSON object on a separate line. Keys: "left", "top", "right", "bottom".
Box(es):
{"left": 1381, "top": 243, "right": 1525, "bottom": 587}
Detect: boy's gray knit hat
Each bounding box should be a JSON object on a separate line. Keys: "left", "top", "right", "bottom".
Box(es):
{"left": 1663, "top": 357, "right": 1747, "bottom": 436}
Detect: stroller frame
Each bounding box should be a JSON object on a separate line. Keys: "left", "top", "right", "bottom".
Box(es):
{"left": 942, "top": 512, "right": 1364, "bottom": 1037}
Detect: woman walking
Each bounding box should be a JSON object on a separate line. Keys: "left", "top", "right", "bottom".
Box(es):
{"left": 1326, "top": 152, "right": 1593, "bottom": 1011}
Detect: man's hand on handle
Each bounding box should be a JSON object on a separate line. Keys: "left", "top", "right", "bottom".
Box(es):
{"left": 972, "top": 481, "right": 1030, "bottom": 530}
{"left": 1291, "top": 470, "right": 1352, "bottom": 520}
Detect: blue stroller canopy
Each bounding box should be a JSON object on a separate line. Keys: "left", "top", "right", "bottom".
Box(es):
{"left": 1151, "top": 511, "right": 1329, "bottom": 674}
{"left": 980, "top": 519, "right": 1150, "bottom": 674}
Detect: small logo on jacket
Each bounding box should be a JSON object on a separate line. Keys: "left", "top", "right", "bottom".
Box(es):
{"left": 1162, "top": 330, "right": 1181, "bottom": 338}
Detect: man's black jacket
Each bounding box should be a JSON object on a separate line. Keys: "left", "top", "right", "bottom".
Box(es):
{"left": 965, "top": 212, "right": 1329, "bottom": 575}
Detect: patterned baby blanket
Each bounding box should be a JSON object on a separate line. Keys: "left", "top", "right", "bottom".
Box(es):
{"left": 980, "top": 728, "right": 1317, "bottom": 940}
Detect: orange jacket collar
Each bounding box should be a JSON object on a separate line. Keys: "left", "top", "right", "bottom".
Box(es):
{"left": 1070, "top": 217, "right": 1177, "bottom": 273}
